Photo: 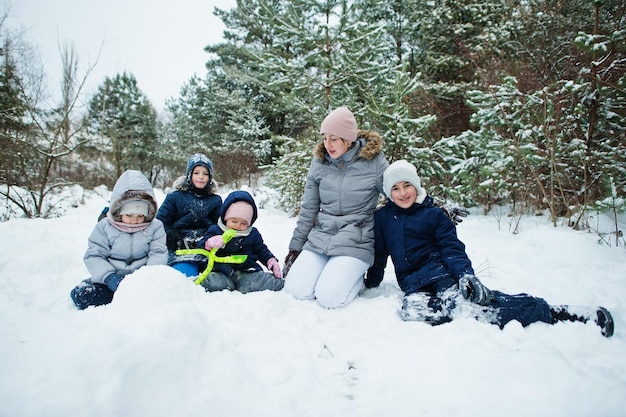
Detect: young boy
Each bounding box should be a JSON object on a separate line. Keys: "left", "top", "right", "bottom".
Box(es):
{"left": 365, "top": 160, "right": 614, "bottom": 337}
{"left": 70, "top": 170, "right": 168, "bottom": 309}
{"left": 156, "top": 153, "right": 222, "bottom": 276}
{"left": 194, "top": 190, "right": 284, "bottom": 293}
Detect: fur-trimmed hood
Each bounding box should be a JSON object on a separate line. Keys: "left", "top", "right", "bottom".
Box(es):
{"left": 175, "top": 153, "right": 216, "bottom": 195}
{"left": 108, "top": 170, "right": 158, "bottom": 222}
{"left": 171, "top": 175, "right": 216, "bottom": 197}
{"left": 314, "top": 130, "right": 384, "bottom": 161}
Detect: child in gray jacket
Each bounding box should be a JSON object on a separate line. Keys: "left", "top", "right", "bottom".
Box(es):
{"left": 70, "top": 170, "right": 168, "bottom": 309}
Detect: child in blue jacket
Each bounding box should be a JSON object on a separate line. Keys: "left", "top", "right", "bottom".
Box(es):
{"left": 365, "top": 160, "right": 614, "bottom": 337}
{"left": 195, "top": 190, "right": 284, "bottom": 293}
{"left": 156, "top": 153, "right": 222, "bottom": 275}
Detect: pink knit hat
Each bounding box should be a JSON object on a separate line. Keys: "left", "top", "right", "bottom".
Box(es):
{"left": 224, "top": 200, "right": 254, "bottom": 224}
{"left": 320, "top": 107, "right": 358, "bottom": 142}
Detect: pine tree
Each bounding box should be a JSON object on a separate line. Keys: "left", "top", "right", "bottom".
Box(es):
{"left": 228, "top": 0, "right": 403, "bottom": 210}
{"left": 405, "top": 0, "right": 511, "bottom": 141}
{"left": 85, "top": 72, "right": 161, "bottom": 182}
{"left": 0, "top": 34, "right": 29, "bottom": 188}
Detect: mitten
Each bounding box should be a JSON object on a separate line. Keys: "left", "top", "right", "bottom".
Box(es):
{"left": 205, "top": 234, "right": 225, "bottom": 250}
{"left": 283, "top": 250, "right": 301, "bottom": 278}
{"left": 458, "top": 274, "right": 493, "bottom": 306}
{"left": 267, "top": 258, "right": 282, "bottom": 278}
{"left": 364, "top": 270, "right": 383, "bottom": 289}
{"left": 104, "top": 273, "right": 124, "bottom": 292}
{"left": 97, "top": 206, "right": 109, "bottom": 222}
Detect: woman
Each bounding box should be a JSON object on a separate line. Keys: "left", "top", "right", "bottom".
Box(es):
{"left": 283, "top": 107, "right": 389, "bottom": 308}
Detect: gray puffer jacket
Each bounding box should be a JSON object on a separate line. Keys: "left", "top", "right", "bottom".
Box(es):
{"left": 84, "top": 170, "right": 168, "bottom": 284}
{"left": 288, "top": 131, "right": 389, "bottom": 265}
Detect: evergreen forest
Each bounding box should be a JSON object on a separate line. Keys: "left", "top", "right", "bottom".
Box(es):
{"left": 1, "top": 0, "right": 624, "bottom": 237}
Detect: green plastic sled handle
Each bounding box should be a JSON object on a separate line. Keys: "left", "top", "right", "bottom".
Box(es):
{"left": 174, "top": 229, "right": 247, "bottom": 285}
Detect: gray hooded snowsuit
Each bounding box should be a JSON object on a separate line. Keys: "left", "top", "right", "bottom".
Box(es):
{"left": 83, "top": 170, "right": 168, "bottom": 284}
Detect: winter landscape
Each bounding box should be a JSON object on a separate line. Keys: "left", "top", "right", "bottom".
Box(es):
{"left": 1, "top": 184, "right": 625, "bottom": 417}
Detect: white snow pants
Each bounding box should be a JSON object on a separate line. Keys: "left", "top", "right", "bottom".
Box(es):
{"left": 283, "top": 250, "right": 367, "bottom": 309}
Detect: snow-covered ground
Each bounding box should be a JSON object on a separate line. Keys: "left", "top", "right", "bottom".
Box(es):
{"left": 1, "top": 186, "right": 625, "bottom": 417}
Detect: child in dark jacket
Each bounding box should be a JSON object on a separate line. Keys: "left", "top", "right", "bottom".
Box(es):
{"left": 70, "top": 170, "right": 168, "bottom": 309}
{"left": 195, "top": 190, "right": 284, "bottom": 293}
{"left": 365, "top": 160, "right": 614, "bottom": 337}
{"left": 156, "top": 153, "right": 222, "bottom": 276}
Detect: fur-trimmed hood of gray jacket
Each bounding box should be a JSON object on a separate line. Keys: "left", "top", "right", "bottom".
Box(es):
{"left": 313, "top": 129, "right": 384, "bottom": 161}
{"left": 108, "top": 170, "right": 159, "bottom": 222}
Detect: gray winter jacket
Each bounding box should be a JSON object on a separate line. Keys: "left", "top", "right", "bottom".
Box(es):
{"left": 84, "top": 170, "right": 168, "bottom": 284}
{"left": 288, "top": 131, "right": 389, "bottom": 265}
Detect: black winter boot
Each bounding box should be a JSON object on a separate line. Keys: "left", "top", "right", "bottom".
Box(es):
{"left": 550, "top": 305, "right": 614, "bottom": 338}
{"left": 596, "top": 307, "right": 614, "bottom": 338}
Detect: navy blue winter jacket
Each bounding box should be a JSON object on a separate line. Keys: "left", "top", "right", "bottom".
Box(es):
{"left": 197, "top": 190, "right": 276, "bottom": 275}
{"left": 366, "top": 195, "right": 474, "bottom": 294}
{"left": 156, "top": 180, "right": 222, "bottom": 251}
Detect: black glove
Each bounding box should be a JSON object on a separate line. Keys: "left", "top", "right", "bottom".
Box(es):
{"left": 166, "top": 230, "right": 184, "bottom": 250}
{"left": 168, "top": 230, "right": 202, "bottom": 250}
{"left": 364, "top": 269, "right": 383, "bottom": 289}
{"left": 447, "top": 206, "right": 469, "bottom": 225}
{"left": 283, "top": 250, "right": 301, "bottom": 278}
{"left": 433, "top": 199, "right": 469, "bottom": 225}
{"left": 459, "top": 274, "right": 493, "bottom": 306}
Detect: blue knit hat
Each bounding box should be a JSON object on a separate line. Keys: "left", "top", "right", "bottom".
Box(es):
{"left": 186, "top": 153, "right": 213, "bottom": 183}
